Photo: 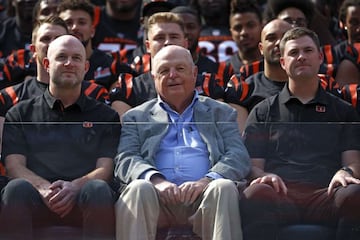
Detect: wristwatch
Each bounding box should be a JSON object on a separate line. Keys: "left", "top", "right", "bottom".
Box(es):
{"left": 340, "top": 166, "right": 354, "bottom": 176}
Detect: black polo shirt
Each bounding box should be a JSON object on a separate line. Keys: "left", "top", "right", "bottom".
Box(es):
{"left": 244, "top": 84, "right": 360, "bottom": 187}
{"left": 2, "top": 89, "right": 121, "bottom": 182}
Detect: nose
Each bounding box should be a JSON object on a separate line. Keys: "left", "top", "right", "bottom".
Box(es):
{"left": 169, "top": 67, "right": 177, "bottom": 78}
{"left": 297, "top": 51, "right": 306, "bottom": 61}
{"left": 70, "top": 23, "right": 77, "bottom": 31}
{"left": 164, "top": 37, "right": 171, "bottom": 46}
{"left": 64, "top": 57, "right": 72, "bottom": 66}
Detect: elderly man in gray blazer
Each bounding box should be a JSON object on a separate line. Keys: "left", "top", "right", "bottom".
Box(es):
{"left": 114, "top": 45, "right": 250, "bottom": 240}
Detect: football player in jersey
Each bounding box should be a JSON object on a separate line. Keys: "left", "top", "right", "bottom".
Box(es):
{"left": 32, "top": 0, "right": 60, "bottom": 22}
{"left": 191, "top": 0, "right": 238, "bottom": 63}
{"left": 92, "top": 0, "right": 142, "bottom": 53}
{"left": 334, "top": 0, "right": 360, "bottom": 85}
{"left": 118, "top": 0, "right": 175, "bottom": 75}
{"left": 224, "top": 0, "right": 263, "bottom": 75}
{"left": 239, "top": 0, "right": 341, "bottom": 81}
{"left": 0, "top": 0, "right": 37, "bottom": 59}
{"left": 171, "top": 5, "right": 232, "bottom": 87}
{"left": 336, "top": 43, "right": 360, "bottom": 86}
{"left": 58, "top": 0, "right": 136, "bottom": 91}
{"left": 110, "top": 12, "right": 224, "bottom": 120}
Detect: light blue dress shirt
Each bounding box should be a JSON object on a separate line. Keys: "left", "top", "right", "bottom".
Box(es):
{"left": 145, "top": 92, "right": 223, "bottom": 185}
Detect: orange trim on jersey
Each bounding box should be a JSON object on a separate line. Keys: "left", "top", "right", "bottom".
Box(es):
{"left": 0, "top": 162, "right": 6, "bottom": 176}
{"left": 0, "top": 92, "right": 5, "bottom": 105}
{"left": 110, "top": 52, "right": 118, "bottom": 75}
{"left": 93, "top": 6, "right": 101, "bottom": 28}
{"left": 7, "top": 54, "right": 15, "bottom": 68}
{"left": 143, "top": 54, "right": 151, "bottom": 73}
{"left": 241, "top": 64, "right": 250, "bottom": 79}
{"left": 202, "top": 73, "right": 210, "bottom": 96}
{"left": 239, "top": 81, "right": 249, "bottom": 102}
{"left": 84, "top": 82, "right": 97, "bottom": 97}
{"left": 96, "top": 88, "right": 109, "bottom": 100}
{"left": 3, "top": 64, "right": 11, "bottom": 80}
{"left": 318, "top": 74, "right": 327, "bottom": 90}
{"left": 318, "top": 74, "right": 339, "bottom": 90}
{"left": 119, "top": 49, "right": 128, "bottom": 63}
{"left": 354, "top": 43, "right": 360, "bottom": 64}
{"left": 229, "top": 74, "right": 240, "bottom": 90}
{"left": 253, "top": 61, "right": 260, "bottom": 74}
{"left": 230, "top": 75, "right": 239, "bottom": 91}
{"left": 124, "top": 74, "right": 133, "bottom": 99}
{"left": 5, "top": 87, "right": 18, "bottom": 106}
{"left": 216, "top": 61, "right": 226, "bottom": 87}
{"left": 348, "top": 84, "right": 358, "bottom": 107}
{"left": 323, "top": 45, "right": 334, "bottom": 76}
{"left": 17, "top": 49, "right": 25, "bottom": 68}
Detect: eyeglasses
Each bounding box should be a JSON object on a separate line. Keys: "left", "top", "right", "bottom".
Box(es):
{"left": 281, "top": 17, "right": 308, "bottom": 27}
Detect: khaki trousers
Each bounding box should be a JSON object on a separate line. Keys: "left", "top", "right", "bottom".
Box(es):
{"left": 115, "top": 179, "right": 242, "bottom": 240}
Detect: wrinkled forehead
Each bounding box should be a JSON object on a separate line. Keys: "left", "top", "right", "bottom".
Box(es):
{"left": 37, "top": 23, "right": 67, "bottom": 37}
{"left": 262, "top": 20, "right": 292, "bottom": 39}
{"left": 283, "top": 36, "right": 316, "bottom": 52}
{"left": 153, "top": 47, "right": 193, "bottom": 70}
{"left": 148, "top": 22, "right": 184, "bottom": 36}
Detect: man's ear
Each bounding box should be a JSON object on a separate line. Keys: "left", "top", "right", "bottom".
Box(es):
{"left": 183, "top": 38, "right": 188, "bottom": 49}
{"left": 43, "top": 57, "right": 50, "bottom": 72}
{"left": 30, "top": 44, "right": 37, "bottom": 59}
{"left": 145, "top": 39, "right": 150, "bottom": 53}
{"left": 90, "top": 25, "right": 95, "bottom": 38}
{"left": 84, "top": 60, "right": 90, "bottom": 73}
{"left": 30, "top": 44, "right": 36, "bottom": 53}
{"left": 258, "top": 42, "right": 264, "bottom": 55}
{"left": 280, "top": 57, "right": 285, "bottom": 71}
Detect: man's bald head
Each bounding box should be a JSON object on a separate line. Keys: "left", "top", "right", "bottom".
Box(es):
{"left": 261, "top": 19, "right": 292, "bottom": 42}
{"left": 47, "top": 34, "right": 86, "bottom": 59}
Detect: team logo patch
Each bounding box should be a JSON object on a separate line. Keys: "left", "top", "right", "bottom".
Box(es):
{"left": 83, "top": 121, "right": 93, "bottom": 128}
{"left": 315, "top": 105, "right": 326, "bottom": 112}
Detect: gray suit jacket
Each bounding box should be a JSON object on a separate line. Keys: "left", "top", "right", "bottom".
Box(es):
{"left": 115, "top": 95, "right": 250, "bottom": 184}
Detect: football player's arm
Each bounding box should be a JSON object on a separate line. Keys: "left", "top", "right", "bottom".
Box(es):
{"left": 228, "top": 103, "right": 248, "bottom": 134}
{"left": 111, "top": 100, "right": 132, "bottom": 122}
{"left": 335, "top": 59, "right": 360, "bottom": 87}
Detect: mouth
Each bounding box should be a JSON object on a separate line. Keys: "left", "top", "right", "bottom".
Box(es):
{"left": 295, "top": 64, "right": 311, "bottom": 70}
{"left": 72, "top": 32, "right": 83, "bottom": 40}
{"left": 63, "top": 71, "right": 76, "bottom": 75}
{"left": 272, "top": 51, "right": 281, "bottom": 58}
{"left": 239, "top": 39, "right": 252, "bottom": 46}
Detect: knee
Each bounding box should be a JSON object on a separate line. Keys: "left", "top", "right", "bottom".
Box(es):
{"left": 79, "top": 179, "right": 114, "bottom": 205}
{"left": 243, "top": 183, "right": 278, "bottom": 201}
{"left": 123, "top": 179, "right": 157, "bottom": 198}
{"left": 2, "top": 179, "right": 38, "bottom": 203}
{"left": 338, "top": 184, "right": 360, "bottom": 207}
{"left": 207, "top": 179, "right": 239, "bottom": 197}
